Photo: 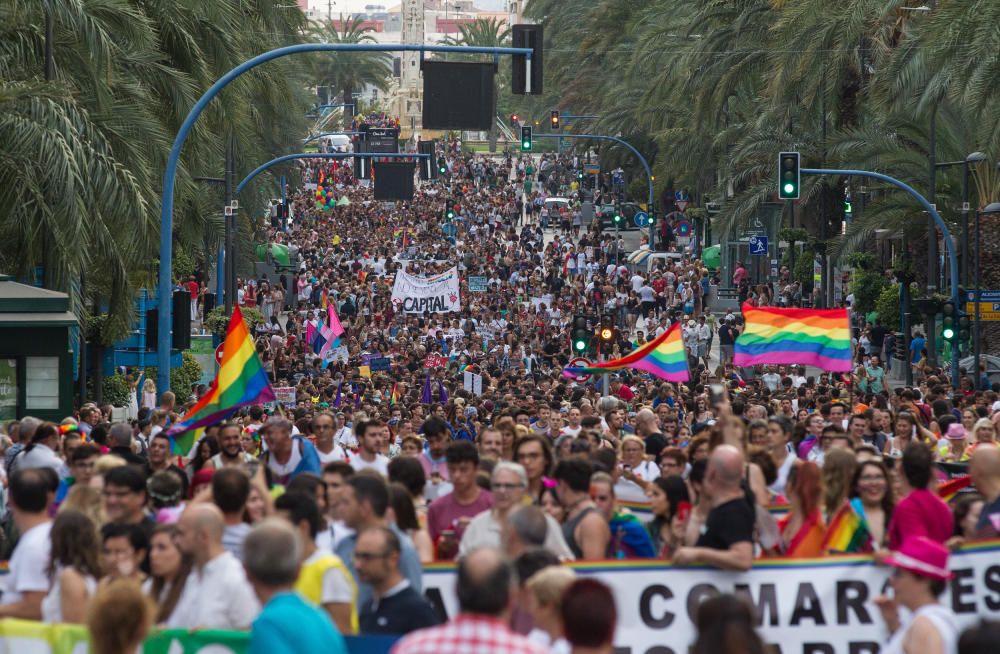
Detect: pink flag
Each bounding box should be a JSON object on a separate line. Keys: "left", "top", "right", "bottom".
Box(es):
{"left": 317, "top": 304, "right": 345, "bottom": 359}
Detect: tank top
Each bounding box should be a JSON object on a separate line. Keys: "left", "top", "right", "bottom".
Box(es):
{"left": 563, "top": 506, "right": 600, "bottom": 559}
{"left": 883, "top": 604, "right": 959, "bottom": 654}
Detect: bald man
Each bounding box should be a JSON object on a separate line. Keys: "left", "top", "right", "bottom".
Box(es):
{"left": 169, "top": 504, "right": 261, "bottom": 629}
{"left": 633, "top": 408, "right": 667, "bottom": 462}
{"left": 672, "top": 445, "right": 754, "bottom": 571}
{"left": 970, "top": 444, "right": 1000, "bottom": 538}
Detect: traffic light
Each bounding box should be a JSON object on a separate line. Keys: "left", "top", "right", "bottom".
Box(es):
{"left": 778, "top": 151, "right": 800, "bottom": 200}
{"left": 438, "top": 160, "right": 447, "bottom": 175}
{"left": 942, "top": 300, "right": 957, "bottom": 342}
{"left": 520, "top": 125, "right": 532, "bottom": 152}
{"left": 444, "top": 199, "right": 456, "bottom": 221}
{"left": 550, "top": 110, "right": 560, "bottom": 130}
{"left": 612, "top": 208, "right": 623, "bottom": 227}
{"left": 571, "top": 315, "right": 592, "bottom": 355}
{"left": 844, "top": 199, "right": 853, "bottom": 217}
{"left": 510, "top": 113, "right": 521, "bottom": 126}
{"left": 599, "top": 315, "right": 615, "bottom": 345}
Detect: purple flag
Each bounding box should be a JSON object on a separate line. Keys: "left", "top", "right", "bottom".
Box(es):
{"left": 333, "top": 381, "right": 342, "bottom": 407}
{"left": 438, "top": 381, "right": 448, "bottom": 404}
{"left": 421, "top": 374, "right": 432, "bottom": 404}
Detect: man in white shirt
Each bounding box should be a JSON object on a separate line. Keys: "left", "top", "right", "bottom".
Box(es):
{"left": 0, "top": 469, "right": 52, "bottom": 619}
{"left": 761, "top": 366, "right": 782, "bottom": 392}
{"left": 170, "top": 504, "right": 261, "bottom": 629}
{"left": 14, "top": 424, "right": 64, "bottom": 476}
{"left": 313, "top": 412, "right": 349, "bottom": 464}
{"left": 350, "top": 420, "right": 390, "bottom": 477}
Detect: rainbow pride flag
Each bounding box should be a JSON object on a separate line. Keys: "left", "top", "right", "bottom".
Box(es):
{"left": 389, "top": 383, "right": 400, "bottom": 405}
{"left": 562, "top": 322, "right": 689, "bottom": 382}
{"left": 165, "top": 306, "right": 275, "bottom": 455}
{"left": 734, "top": 303, "right": 852, "bottom": 372}
{"left": 822, "top": 498, "right": 872, "bottom": 553}
{"left": 938, "top": 475, "right": 972, "bottom": 503}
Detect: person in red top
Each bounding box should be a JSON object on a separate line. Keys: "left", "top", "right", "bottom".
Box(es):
{"left": 886, "top": 442, "right": 953, "bottom": 550}
{"left": 426, "top": 441, "right": 492, "bottom": 552}
{"left": 390, "top": 547, "right": 545, "bottom": 654}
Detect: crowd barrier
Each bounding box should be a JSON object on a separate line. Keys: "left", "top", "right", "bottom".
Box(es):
{"left": 3, "top": 540, "right": 998, "bottom": 654}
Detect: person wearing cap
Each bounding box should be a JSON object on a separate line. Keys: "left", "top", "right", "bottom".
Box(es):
{"left": 874, "top": 536, "right": 959, "bottom": 654}
{"left": 936, "top": 423, "right": 968, "bottom": 463}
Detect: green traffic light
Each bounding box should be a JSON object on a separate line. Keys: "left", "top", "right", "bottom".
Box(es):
{"left": 943, "top": 327, "right": 955, "bottom": 340}
{"left": 783, "top": 183, "right": 795, "bottom": 194}
{"left": 574, "top": 340, "right": 586, "bottom": 352}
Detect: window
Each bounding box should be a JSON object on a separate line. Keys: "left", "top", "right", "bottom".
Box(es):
{"left": 25, "top": 357, "right": 59, "bottom": 410}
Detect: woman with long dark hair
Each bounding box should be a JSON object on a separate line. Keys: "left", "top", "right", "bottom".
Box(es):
{"left": 145, "top": 524, "right": 192, "bottom": 625}
{"left": 691, "top": 594, "right": 769, "bottom": 654}
{"left": 645, "top": 475, "right": 690, "bottom": 558}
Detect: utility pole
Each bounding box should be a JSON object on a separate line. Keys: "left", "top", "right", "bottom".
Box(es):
{"left": 926, "top": 108, "right": 938, "bottom": 367}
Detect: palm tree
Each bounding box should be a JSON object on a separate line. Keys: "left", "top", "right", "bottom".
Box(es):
{"left": 308, "top": 16, "right": 393, "bottom": 129}
{"left": 441, "top": 17, "right": 512, "bottom": 152}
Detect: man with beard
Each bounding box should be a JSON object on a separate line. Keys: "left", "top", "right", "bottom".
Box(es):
{"left": 208, "top": 422, "right": 258, "bottom": 469}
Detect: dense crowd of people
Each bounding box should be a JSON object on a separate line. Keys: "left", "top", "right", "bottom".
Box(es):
{"left": 0, "top": 142, "right": 998, "bottom": 653}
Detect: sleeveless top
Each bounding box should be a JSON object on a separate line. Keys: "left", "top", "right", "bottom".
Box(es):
{"left": 294, "top": 553, "right": 359, "bottom": 634}
{"left": 883, "top": 604, "right": 959, "bottom": 654}
{"left": 41, "top": 565, "right": 98, "bottom": 623}
{"left": 563, "top": 506, "right": 600, "bottom": 559}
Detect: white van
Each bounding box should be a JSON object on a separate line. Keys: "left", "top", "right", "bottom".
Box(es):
{"left": 321, "top": 134, "right": 353, "bottom": 153}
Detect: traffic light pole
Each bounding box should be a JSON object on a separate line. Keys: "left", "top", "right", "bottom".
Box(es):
{"left": 156, "top": 42, "right": 533, "bottom": 394}
{"left": 801, "top": 168, "right": 961, "bottom": 388}
{"left": 532, "top": 134, "right": 655, "bottom": 248}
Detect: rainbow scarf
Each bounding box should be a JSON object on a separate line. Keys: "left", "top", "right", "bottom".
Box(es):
{"left": 822, "top": 498, "right": 873, "bottom": 554}
{"left": 562, "top": 322, "right": 689, "bottom": 382}
{"left": 734, "top": 303, "right": 852, "bottom": 372}
{"left": 165, "top": 306, "right": 275, "bottom": 455}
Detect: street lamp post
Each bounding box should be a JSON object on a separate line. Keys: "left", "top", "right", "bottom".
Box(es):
{"left": 975, "top": 201, "right": 1000, "bottom": 389}
{"left": 936, "top": 152, "right": 986, "bottom": 287}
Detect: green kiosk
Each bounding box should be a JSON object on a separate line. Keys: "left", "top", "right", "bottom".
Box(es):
{"left": 0, "top": 275, "right": 78, "bottom": 421}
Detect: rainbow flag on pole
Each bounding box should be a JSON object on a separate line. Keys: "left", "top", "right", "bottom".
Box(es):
{"left": 562, "top": 322, "right": 689, "bottom": 382}
{"left": 821, "top": 498, "right": 872, "bottom": 554}
{"left": 165, "top": 306, "right": 275, "bottom": 455}
{"left": 734, "top": 303, "right": 853, "bottom": 372}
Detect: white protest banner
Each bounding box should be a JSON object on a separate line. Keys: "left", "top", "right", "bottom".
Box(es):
{"left": 391, "top": 267, "right": 461, "bottom": 314}
{"left": 273, "top": 386, "right": 296, "bottom": 408}
{"left": 422, "top": 541, "right": 1000, "bottom": 654}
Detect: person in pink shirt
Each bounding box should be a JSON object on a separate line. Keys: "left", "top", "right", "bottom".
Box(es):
{"left": 886, "top": 442, "right": 952, "bottom": 550}
{"left": 426, "top": 441, "right": 492, "bottom": 556}
{"left": 732, "top": 261, "right": 748, "bottom": 286}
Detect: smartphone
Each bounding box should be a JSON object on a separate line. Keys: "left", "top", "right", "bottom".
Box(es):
{"left": 709, "top": 383, "right": 726, "bottom": 406}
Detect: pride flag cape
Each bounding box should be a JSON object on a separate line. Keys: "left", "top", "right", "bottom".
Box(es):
{"left": 562, "top": 322, "right": 689, "bottom": 382}
{"left": 165, "top": 306, "right": 275, "bottom": 455}
{"left": 734, "top": 303, "right": 852, "bottom": 372}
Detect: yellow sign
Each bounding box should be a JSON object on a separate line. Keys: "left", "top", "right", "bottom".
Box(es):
{"left": 966, "top": 302, "right": 1000, "bottom": 321}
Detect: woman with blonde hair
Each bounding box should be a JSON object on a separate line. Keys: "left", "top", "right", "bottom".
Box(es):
{"left": 59, "top": 485, "right": 107, "bottom": 532}
{"left": 141, "top": 378, "right": 157, "bottom": 411}
{"left": 965, "top": 418, "right": 998, "bottom": 459}
{"left": 614, "top": 435, "right": 659, "bottom": 503}
{"left": 86, "top": 580, "right": 154, "bottom": 654}
{"left": 526, "top": 566, "right": 577, "bottom": 654}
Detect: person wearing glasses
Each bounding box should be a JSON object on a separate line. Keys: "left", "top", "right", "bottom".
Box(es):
{"left": 355, "top": 526, "right": 441, "bottom": 636}
{"left": 458, "top": 462, "right": 573, "bottom": 559}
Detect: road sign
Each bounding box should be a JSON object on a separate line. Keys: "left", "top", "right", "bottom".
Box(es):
{"left": 469, "top": 276, "right": 487, "bottom": 292}
{"left": 673, "top": 220, "right": 692, "bottom": 237}
{"left": 674, "top": 190, "right": 689, "bottom": 212}
{"left": 633, "top": 211, "right": 651, "bottom": 228}
{"left": 584, "top": 163, "right": 600, "bottom": 175}
{"left": 749, "top": 235, "right": 768, "bottom": 256}
{"left": 215, "top": 343, "right": 224, "bottom": 364}
{"left": 567, "top": 357, "right": 592, "bottom": 382}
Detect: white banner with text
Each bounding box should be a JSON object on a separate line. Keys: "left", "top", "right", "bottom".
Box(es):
{"left": 422, "top": 541, "right": 1000, "bottom": 654}
{"left": 391, "top": 267, "right": 461, "bottom": 314}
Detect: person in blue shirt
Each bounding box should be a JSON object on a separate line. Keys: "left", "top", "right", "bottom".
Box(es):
{"left": 910, "top": 329, "right": 926, "bottom": 365}
{"left": 244, "top": 518, "right": 347, "bottom": 654}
